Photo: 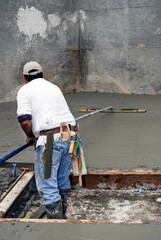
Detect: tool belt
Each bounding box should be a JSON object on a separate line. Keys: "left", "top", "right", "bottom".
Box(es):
{"left": 40, "top": 124, "right": 77, "bottom": 136}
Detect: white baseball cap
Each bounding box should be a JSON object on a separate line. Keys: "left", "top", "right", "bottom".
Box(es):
{"left": 23, "top": 61, "right": 43, "bottom": 75}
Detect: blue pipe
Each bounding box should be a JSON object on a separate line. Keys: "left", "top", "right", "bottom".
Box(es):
{"left": 0, "top": 139, "right": 35, "bottom": 163}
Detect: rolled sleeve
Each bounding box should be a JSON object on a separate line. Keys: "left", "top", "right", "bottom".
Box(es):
{"left": 18, "top": 114, "right": 32, "bottom": 123}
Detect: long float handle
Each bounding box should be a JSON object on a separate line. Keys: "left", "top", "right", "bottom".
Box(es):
{"left": 0, "top": 106, "right": 113, "bottom": 163}
{"left": 75, "top": 106, "right": 113, "bottom": 121}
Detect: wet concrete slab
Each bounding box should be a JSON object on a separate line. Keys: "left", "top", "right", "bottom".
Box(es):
{"left": 1, "top": 221, "right": 161, "bottom": 240}
{"left": 0, "top": 92, "right": 161, "bottom": 170}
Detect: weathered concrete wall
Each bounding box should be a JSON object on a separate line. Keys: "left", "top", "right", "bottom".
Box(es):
{"left": 0, "top": 0, "right": 161, "bottom": 102}
{"left": 79, "top": 0, "right": 161, "bottom": 95}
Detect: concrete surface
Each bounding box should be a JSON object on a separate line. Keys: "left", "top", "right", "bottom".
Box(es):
{"left": 1, "top": 221, "right": 161, "bottom": 240}
{"left": 1, "top": 0, "right": 161, "bottom": 102}
{"left": 0, "top": 92, "right": 161, "bottom": 170}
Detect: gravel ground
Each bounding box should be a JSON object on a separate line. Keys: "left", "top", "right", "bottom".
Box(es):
{"left": 0, "top": 168, "right": 22, "bottom": 199}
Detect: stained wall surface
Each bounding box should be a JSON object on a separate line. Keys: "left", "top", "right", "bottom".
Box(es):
{"left": 0, "top": 0, "right": 161, "bottom": 102}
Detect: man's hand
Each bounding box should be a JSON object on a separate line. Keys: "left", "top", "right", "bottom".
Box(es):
{"left": 20, "top": 120, "right": 36, "bottom": 144}
{"left": 26, "top": 136, "right": 36, "bottom": 144}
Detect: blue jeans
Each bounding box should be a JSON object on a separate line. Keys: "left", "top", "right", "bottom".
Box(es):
{"left": 34, "top": 137, "right": 72, "bottom": 206}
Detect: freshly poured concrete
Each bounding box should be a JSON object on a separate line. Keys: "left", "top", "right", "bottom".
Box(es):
{"left": 1, "top": 222, "right": 161, "bottom": 240}
{"left": 0, "top": 92, "right": 161, "bottom": 170}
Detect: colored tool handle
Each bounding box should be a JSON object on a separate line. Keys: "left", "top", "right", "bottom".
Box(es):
{"left": 74, "top": 141, "right": 81, "bottom": 158}
{"left": 0, "top": 139, "right": 35, "bottom": 163}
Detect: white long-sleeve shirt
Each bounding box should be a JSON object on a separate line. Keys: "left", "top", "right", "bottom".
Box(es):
{"left": 17, "top": 78, "right": 76, "bottom": 133}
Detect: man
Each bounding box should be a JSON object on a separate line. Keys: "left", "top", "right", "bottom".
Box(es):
{"left": 17, "top": 61, "right": 77, "bottom": 219}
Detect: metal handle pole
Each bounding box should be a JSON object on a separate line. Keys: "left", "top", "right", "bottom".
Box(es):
{"left": 75, "top": 106, "right": 113, "bottom": 121}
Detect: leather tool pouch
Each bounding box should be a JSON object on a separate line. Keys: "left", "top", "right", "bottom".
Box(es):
{"left": 42, "top": 145, "right": 46, "bottom": 166}
{"left": 60, "top": 123, "right": 71, "bottom": 142}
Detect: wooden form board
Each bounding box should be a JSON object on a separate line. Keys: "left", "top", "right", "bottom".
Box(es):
{"left": 0, "top": 171, "right": 34, "bottom": 217}
{"left": 0, "top": 218, "right": 143, "bottom": 224}
{"left": 29, "top": 205, "right": 46, "bottom": 219}
{"left": 0, "top": 162, "right": 34, "bottom": 170}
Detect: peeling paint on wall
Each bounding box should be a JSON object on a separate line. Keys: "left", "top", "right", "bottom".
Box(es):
{"left": 80, "top": 10, "right": 87, "bottom": 21}
{"left": 80, "top": 10, "right": 87, "bottom": 33}
{"left": 70, "top": 10, "right": 87, "bottom": 32}
{"left": 17, "top": 6, "right": 87, "bottom": 41}
{"left": 71, "top": 11, "right": 78, "bottom": 24}
{"left": 17, "top": 6, "right": 47, "bottom": 41}
{"left": 48, "top": 14, "right": 61, "bottom": 29}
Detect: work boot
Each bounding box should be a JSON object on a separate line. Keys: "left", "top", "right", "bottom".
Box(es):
{"left": 59, "top": 189, "right": 69, "bottom": 219}
{"left": 45, "top": 199, "right": 63, "bottom": 219}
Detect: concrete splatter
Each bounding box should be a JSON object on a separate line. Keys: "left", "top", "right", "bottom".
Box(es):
{"left": 70, "top": 10, "right": 87, "bottom": 33}
{"left": 16, "top": 6, "right": 87, "bottom": 43}
{"left": 48, "top": 14, "right": 61, "bottom": 29}
{"left": 17, "top": 6, "right": 47, "bottom": 42}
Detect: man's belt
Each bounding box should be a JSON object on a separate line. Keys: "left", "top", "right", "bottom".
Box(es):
{"left": 40, "top": 124, "right": 77, "bottom": 136}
